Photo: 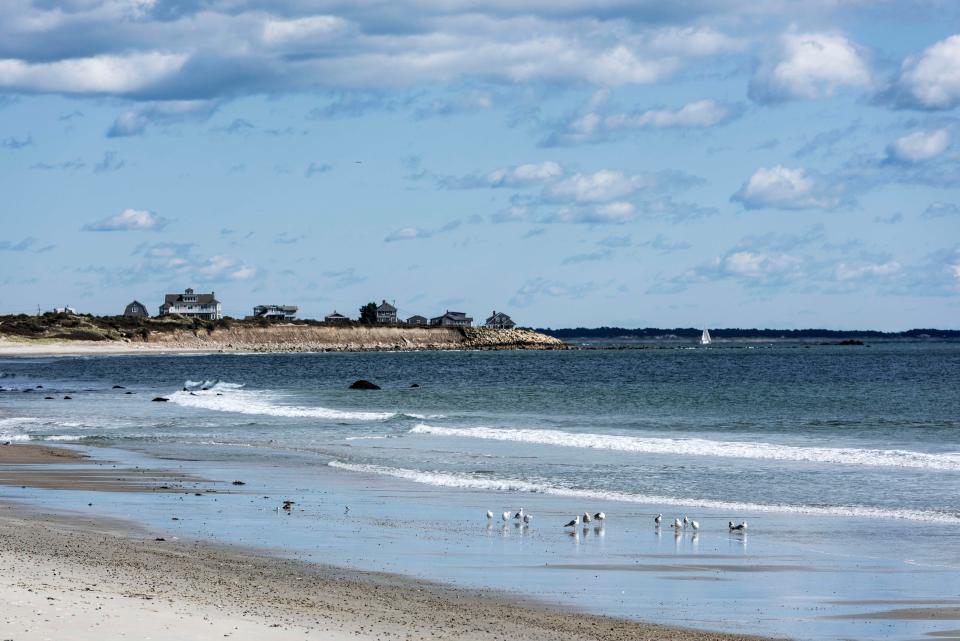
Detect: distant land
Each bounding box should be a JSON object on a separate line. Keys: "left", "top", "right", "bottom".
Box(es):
{"left": 537, "top": 327, "right": 960, "bottom": 341}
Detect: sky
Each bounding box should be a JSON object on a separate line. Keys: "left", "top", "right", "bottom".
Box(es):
{"left": 0, "top": 1, "right": 959, "bottom": 330}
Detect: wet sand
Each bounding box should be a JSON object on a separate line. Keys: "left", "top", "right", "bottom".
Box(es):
{"left": 0, "top": 442, "right": 212, "bottom": 493}
{"left": 0, "top": 448, "right": 777, "bottom": 641}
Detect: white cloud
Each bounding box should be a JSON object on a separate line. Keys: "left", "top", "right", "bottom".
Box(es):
{"left": 731, "top": 165, "right": 842, "bottom": 210}
{"left": 107, "top": 100, "right": 218, "bottom": 137}
{"left": 887, "top": 129, "right": 950, "bottom": 162}
{"left": 83, "top": 208, "right": 169, "bottom": 232}
{"left": 261, "top": 15, "right": 347, "bottom": 46}
{"left": 888, "top": 34, "right": 960, "bottom": 110}
{"left": 0, "top": 52, "right": 186, "bottom": 94}
{"left": 546, "top": 201, "right": 636, "bottom": 224}
{"left": 545, "top": 170, "right": 653, "bottom": 203}
{"left": 385, "top": 227, "right": 432, "bottom": 242}
{"left": 722, "top": 251, "right": 803, "bottom": 279}
{"left": 605, "top": 99, "right": 732, "bottom": 129}
{"left": 750, "top": 31, "right": 871, "bottom": 102}
{"left": 835, "top": 261, "right": 901, "bottom": 281}
{"left": 195, "top": 255, "right": 257, "bottom": 281}
{"left": 487, "top": 161, "right": 563, "bottom": 187}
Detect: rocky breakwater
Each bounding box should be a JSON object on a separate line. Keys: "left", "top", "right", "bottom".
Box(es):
{"left": 140, "top": 324, "right": 566, "bottom": 352}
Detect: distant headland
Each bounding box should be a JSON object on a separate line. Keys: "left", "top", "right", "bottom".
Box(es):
{"left": 538, "top": 327, "right": 960, "bottom": 342}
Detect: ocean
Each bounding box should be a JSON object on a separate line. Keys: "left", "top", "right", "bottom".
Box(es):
{"left": 2, "top": 342, "right": 959, "bottom": 640}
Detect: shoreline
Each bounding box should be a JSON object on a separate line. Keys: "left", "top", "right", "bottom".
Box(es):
{"left": 0, "top": 442, "right": 774, "bottom": 641}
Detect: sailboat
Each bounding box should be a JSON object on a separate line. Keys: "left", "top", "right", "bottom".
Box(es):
{"left": 700, "top": 325, "right": 712, "bottom": 345}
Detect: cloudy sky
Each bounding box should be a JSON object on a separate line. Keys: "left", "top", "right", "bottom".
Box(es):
{"left": 1, "top": 0, "right": 959, "bottom": 329}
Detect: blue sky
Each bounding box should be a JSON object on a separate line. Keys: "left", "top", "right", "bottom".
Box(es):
{"left": 1, "top": 1, "right": 958, "bottom": 329}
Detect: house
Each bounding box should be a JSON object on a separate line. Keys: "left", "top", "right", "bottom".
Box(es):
{"left": 324, "top": 311, "right": 351, "bottom": 324}
{"left": 252, "top": 304, "right": 298, "bottom": 320}
{"left": 406, "top": 315, "right": 428, "bottom": 326}
{"left": 430, "top": 310, "right": 473, "bottom": 327}
{"left": 52, "top": 306, "right": 78, "bottom": 315}
{"left": 123, "top": 300, "right": 149, "bottom": 318}
{"left": 376, "top": 300, "right": 398, "bottom": 324}
{"left": 484, "top": 311, "right": 516, "bottom": 329}
{"left": 158, "top": 288, "right": 222, "bottom": 320}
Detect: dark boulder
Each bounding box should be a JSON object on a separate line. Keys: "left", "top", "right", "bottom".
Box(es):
{"left": 112, "top": 385, "right": 125, "bottom": 389}
{"left": 44, "top": 396, "right": 54, "bottom": 400}
{"left": 410, "top": 383, "right": 420, "bottom": 388}
{"left": 349, "top": 379, "right": 381, "bottom": 390}
{"left": 63, "top": 396, "right": 72, "bottom": 400}
{"left": 152, "top": 397, "right": 169, "bottom": 402}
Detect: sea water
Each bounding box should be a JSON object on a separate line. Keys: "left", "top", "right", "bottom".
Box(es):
{"left": 1, "top": 343, "right": 959, "bottom": 640}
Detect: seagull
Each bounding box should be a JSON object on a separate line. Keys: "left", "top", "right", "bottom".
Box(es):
{"left": 563, "top": 515, "right": 580, "bottom": 528}
{"left": 582, "top": 512, "right": 592, "bottom": 523}
{"left": 523, "top": 513, "right": 533, "bottom": 524}
{"left": 682, "top": 515, "right": 689, "bottom": 528}
{"left": 690, "top": 520, "right": 700, "bottom": 531}
{"left": 593, "top": 512, "right": 605, "bottom": 522}
{"left": 486, "top": 510, "right": 494, "bottom": 520}
{"left": 502, "top": 511, "right": 511, "bottom": 523}
{"left": 729, "top": 521, "right": 747, "bottom": 531}
{"left": 514, "top": 507, "right": 524, "bottom": 521}
{"left": 654, "top": 513, "right": 662, "bottom": 526}
{"left": 672, "top": 518, "right": 683, "bottom": 530}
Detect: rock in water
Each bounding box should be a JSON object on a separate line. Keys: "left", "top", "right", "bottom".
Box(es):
{"left": 152, "top": 397, "right": 170, "bottom": 402}
{"left": 349, "top": 380, "right": 381, "bottom": 390}
{"left": 112, "top": 385, "right": 125, "bottom": 389}
{"left": 410, "top": 383, "right": 420, "bottom": 388}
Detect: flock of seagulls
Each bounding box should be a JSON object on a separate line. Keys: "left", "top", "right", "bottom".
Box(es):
{"left": 485, "top": 508, "right": 749, "bottom": 534}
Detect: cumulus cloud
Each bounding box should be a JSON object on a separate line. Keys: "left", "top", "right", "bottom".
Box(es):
{"left": 750, "top": 31, "right": 871, "bottom": 102}
{"left": 83, "top": 208, "right": 170, "bottom": 232}
{"left": 884, "top": 34, "right": 960, "bottom": 110}
{"left": 0, "top": 52, "right": 187, "bottom": 95}
{"left": 544, "top": 170, "right": 655, "bottom": 203}
{"left": 834, "top": 261, "right": 901, "bottom": 281}
{"left": 545, "top": 201, "right": 637, "bottom": 224}
{"left": 886, "top": 129, "right": 950, "bottom": 163}
{"left": 440, "top": 161, "right": 563, "bottom": 189}
{"left": 731, "top": 165, "right": 844, "bottom": 210}
{"left": 107, "top": 100, "right": 218, "bottom": 137}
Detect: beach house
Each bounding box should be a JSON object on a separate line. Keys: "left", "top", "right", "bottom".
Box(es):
{"left": 324, "top": 311, "right": 351, "bottom": 324}
{"left": 484, "top": 311, "right": 516, "bottom": 329}
{"left": 430, "top": 311, "right": 473, "bottom": 327}
{"left": 158, "top": 288, "right": 222, "bottom": 320}
{"left": 375, "top": 300, "right": 398, "bottom": 324}
{"left": 123, "top": 300, "right": 149, "bottom": 318}
{"left": 252, "top": 304, "right": 298, "bottom": 320}
{"left": 406, "top": 315, "right": 428, "bottom": 326}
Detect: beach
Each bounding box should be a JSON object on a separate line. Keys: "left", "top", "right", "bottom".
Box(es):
{"left": 1, "top": 345, "right": 959, "bottom": 640}
{"left": 0, "top": 445, "right": 770, "bottom": 641}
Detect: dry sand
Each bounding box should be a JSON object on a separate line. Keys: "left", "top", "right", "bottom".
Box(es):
{"left": 0, "top": 446, "right": 776, "bottom": 641}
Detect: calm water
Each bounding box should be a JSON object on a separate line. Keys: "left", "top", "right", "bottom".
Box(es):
{"left": 2, "top": 343, "right": 959, "bottom": 640}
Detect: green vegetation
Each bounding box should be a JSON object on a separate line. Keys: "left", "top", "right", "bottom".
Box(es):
{"left": 358, "top": 302, "right": 377, "bottom": 325}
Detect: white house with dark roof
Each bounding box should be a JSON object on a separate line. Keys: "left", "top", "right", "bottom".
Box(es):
{"left": 430, "top": 310, "right": 473, "bottom": 327}
{"left": 159, "top": 288, "right": 222, "bottom": 320}
{"left": 376, "top": 300, "right": 398, "bottom": 324}
{"left": 252, "top": 304, "right": 298, "bottom": 320}
{"left": 484, "top": 311, "right": 515, "bottom": 329}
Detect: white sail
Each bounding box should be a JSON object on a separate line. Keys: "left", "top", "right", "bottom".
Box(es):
{"left": 700, "top": 326, "right": 712, "bottom": 345}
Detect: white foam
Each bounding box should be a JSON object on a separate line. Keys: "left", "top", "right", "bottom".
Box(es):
{"left": 169, "top": 387, "right": 395, "bottom": 421}
{"left": 328, "top": 461, "right": 960, "bottom": 524}
{"left": 41, "top": 435, "right": 84, "bottom": 442}
{"left": 0, "top": 434, "right": 31, "bottom": 442}
{"left": 408, "top": 424, "right": 960, "bottom": 472}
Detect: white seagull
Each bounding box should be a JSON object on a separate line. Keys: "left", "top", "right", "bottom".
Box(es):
{"left": 523, "top": 513, "right": 533, "bottom": 524}
{"left": 728, "top": 520, "right": 747, "bottom": 531}
{"left": 501, "top": 511, "right": 511, "bottom": 523}
{"left": 672, "top": 518, "right": 683, "bottom": 530}
{"left": 654, "top": 513, "right": 662, "bottom": 526}
{"left": 513, "top": 507, "right": 524, "bottom": 521}
{"left": 690, "top": 520, "right": 700, "bottom": 531}
{"left": 682, "top": 515, "right": 689, "bottom": 528}
{"left": 563, "top": 515, "right": 580, "bottom": 528}
{"left": 582, "top": 512, "right": 592, "bottom": 523}
{"left": 593, "top": 512, "right": 605, "bottom": 522}
{"left": 486, "top": 510, "right": 494, "bottom": 520}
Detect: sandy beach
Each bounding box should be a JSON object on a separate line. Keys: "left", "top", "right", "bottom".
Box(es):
{"left": 0, "top": 444, "right": 771, "bottom": 641}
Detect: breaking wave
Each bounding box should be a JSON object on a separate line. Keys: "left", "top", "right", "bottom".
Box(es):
{"left": 408, "top": 424, "right": 960, "bottom": 472}
{"left": 170, "top": 382, "right": 395, "bottom": 421}
{"left": 328, "top": 461, "right": 960, "bottom": 524}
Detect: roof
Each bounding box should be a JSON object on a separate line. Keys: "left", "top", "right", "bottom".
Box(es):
{"left": 407, "top": 314, "right": 427, "bottom": 320}
{"left": 377, "top": 300, "right": 397, "bottom": 312}
{"left": 163, "top": 291, "right": 219, "bottom": 306}
{"left": 255, "top": 305, "right": 298, "bottom": 312}
{"left": 125, "top": 300, "right": 146, "bottom": 309}
{"left": 325, "top": 311, "right": 349, "bottom": 318}
{"left": 432, "top": 311, "right": 472, "bottom": 321}
{"left": 486, "top": 311, "right": 513, "bottom": 322}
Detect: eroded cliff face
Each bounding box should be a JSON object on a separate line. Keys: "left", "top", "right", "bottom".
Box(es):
{"left": 140, "top": 325, "right": 565, "bottom": 352}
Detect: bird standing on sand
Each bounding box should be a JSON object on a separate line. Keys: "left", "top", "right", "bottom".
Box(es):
{"left": 582, "top": 512, "right": 592, "bottom": 523}
{"left": 593, "top": 512, "right": 605, "bottom": 523}
{"left": 563, "top": 515, "right": 580, "bottom": 528}
{"left": 486, "top": 510, "right": 494, "bottom": 520}
{"left": 655, "top": 513, "right": 662, "bottom": 526}
{"left": 690, "top": 520, "right": 700, "bottom": 532}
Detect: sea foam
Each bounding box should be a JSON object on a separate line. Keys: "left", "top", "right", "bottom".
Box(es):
{"left": 169, "top": 383, "right": 395, "bottom": 421}
{"left": 408, "top": 424, "right": 960, "bottom": 471}
{"left": 328, "top": 460, "right": 960, "bottom": 524}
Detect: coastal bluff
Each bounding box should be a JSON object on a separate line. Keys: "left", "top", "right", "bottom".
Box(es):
{"left": 139, "top": 324, "right": 565, "bottom": 352}
{"left": 0, "top": 314, "right": 565, "bottom": 354}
